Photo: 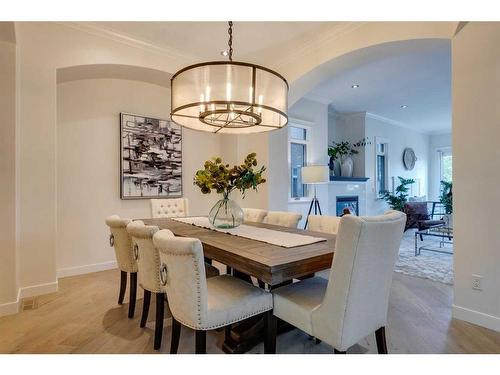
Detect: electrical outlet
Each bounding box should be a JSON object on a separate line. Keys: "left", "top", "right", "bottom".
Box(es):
{"left": 472, "top": 275, "right": 483, "bottom": 291}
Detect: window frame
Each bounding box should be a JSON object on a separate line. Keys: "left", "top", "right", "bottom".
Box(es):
{"left": 288, "top": 119, "right": 312, "bottom": 203}
{"left": 374, "top": 136, "right": 390, "bottom": 199}
{"left": 438, "top": 147, "right": 452, "bottom": 183}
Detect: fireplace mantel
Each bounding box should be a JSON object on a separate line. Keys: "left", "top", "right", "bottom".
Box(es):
{"left": 330, "top": 176, "right": 370, "bottom": 182}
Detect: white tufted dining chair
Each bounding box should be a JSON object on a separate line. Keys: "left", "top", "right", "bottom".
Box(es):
{"left": 307, "top": 215, "right": 341, "bottom": 235}
{"left": 264, "top": 211, "right": 302, "bottom": 228}
{"left": 153, "top": 232, "right": 274, "bottom": 354}
{"left": 126, "top": 220, "right": 168, "bottom": 350}
{"left": 242, "top": 208, "right": 268, "bottom": 223}
{"left": 150, "top": 198, "right": 189, "bottom": 218}
{"left": 126, "top": 221, "right": 220, "bottom": 350}
{"left": 270, "top": 211, "right": 406, "bottom": 354}
{"left": 105, "top": 215, "right": 138, "bottom": 319}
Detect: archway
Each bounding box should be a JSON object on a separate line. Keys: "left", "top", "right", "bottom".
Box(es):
{"left": 55, "top": 63, "right": 221, "bottom": 277}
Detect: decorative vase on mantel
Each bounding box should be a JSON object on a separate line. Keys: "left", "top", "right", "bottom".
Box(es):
{"left": 208, "top": 192, "right": 244, "bottom": 229}
{"left": 329, "top": 156, "right": 341, "bottom": 177}
{"left": 340, "top": 156, "right": 354, "bottom": 177}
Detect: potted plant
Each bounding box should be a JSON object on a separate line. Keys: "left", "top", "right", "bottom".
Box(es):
{"left": 381, "top": 176, "right": 415, "bottom": 211}
{"left": 328, "top": 138, "right": 370, "bottom": 177}
{"left": 439, "top": 180, "right": 453, "bottom": 227}
{"left": 194, "top": 153, "right": 266, "bottom": 228}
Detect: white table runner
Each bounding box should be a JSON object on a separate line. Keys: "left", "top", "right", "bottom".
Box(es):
{"left": 172, "top": 217, "right": 327, "bottom": 248}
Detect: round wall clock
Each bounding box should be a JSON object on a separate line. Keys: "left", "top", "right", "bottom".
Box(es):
{"left": 403, "top": 148, "right": 417, "bottom": 170}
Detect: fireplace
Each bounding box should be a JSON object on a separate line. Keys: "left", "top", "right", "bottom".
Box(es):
{"left": 328, "top": 180, "right": 367, "bottom": 216}
{"left": 336, "top": 195, "right": 359, "bottom": 216}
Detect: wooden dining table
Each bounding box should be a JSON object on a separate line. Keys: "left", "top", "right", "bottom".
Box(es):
{"left": 142, "top": 217, "right": 336, "bottom": 353}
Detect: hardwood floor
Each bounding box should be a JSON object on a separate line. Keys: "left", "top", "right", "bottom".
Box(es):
{"left": 1, "top": 269, "right": 500, "bottom": 354}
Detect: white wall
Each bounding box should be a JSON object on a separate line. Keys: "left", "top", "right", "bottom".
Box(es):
{"left": 364, "top": 115, "right": 429, "bottom": 215}
{"left": 286, "top": 98, "right": 329, "bottom": 226}
{"left": 452, "top": 22, "right": 500, "bottom": 332}
{"left": 428, "top": 132, "right": 452, "bottom": 201}
{"left": 13, "top": 22, "right": 190, "bottom": 300}
{"left": 56, "top": 78, "right": 221, "bottom": 275}
{"left": 0, "top": 40, "right": 18, "bottom": 308}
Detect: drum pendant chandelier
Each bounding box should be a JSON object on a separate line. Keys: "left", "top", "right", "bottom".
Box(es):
{"left": 170, "top": 22, "right": 289, "bottom": 134}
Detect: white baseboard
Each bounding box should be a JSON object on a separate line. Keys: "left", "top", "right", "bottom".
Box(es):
{"left": 1, "top": 261, "right": 117, "bottom": 317}
{"left": 1, "top": 282, "right": 59, "bottom": 317}
{"left": 0, "top": 298, "right": 19, "bottom": 317}
{"left": 57, "top": 260, "right": 117, "bottom": 279}
{"left": 452, "top": 304, "right": 500, "bottom": 332}
{"left": 19, "top": 281, "right": 58, "bottom": 299}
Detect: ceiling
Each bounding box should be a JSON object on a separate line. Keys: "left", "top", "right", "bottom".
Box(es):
{"left": 305, "top": 39, "right": 451, "bottom": 134}
{"left": 77, "top": 23, "right": 451, "bottom": 134}
{"left": 84, "top": 21, "right": 333, "bottom": 62}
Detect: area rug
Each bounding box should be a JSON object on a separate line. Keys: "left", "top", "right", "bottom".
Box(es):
{"left": 395, "top": 229, "right": 454, "bottom": 285}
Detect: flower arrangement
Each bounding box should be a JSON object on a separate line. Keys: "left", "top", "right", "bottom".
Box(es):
{"left": 194, "top": 152, "right": 266, "bottom": 198}
{"left": 194, "top": 153, "right": 266, "bottom": 229}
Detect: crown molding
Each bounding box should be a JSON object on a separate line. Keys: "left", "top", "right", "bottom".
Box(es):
{"left": 274, "top": 22, "right": 366, "bottom": 71}
{"left": 427, "top": 129, "right": 452, "bottom": 136}
{"left": 288, "top": 117, "right": 314, "bottom": 127}
{"left": 59, "top": 22, "right": 198, "bottom": 64}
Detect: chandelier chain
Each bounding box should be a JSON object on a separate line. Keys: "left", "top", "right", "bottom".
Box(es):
{"left": 228, "top": 21, "right": 233, "bottom": 61}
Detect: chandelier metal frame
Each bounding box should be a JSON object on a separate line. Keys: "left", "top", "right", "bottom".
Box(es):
{"left": 170, "top": 22, "right": 289, "bottom": 134}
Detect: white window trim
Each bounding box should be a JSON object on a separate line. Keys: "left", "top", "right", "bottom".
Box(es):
{"left": 288, "top": 119, "right": 313, "bottom": 203}
{"left": 374, "top": 136, "right": 390, "bottom": 199}
{"left": 437, "top": 146, "right": 452, "bottom": 183}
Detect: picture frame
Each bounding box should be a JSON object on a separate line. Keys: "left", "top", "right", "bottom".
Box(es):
{"left": 120, "top": 112, "right": 182, "bottom": 199}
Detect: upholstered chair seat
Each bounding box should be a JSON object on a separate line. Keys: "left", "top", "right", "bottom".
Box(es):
{"left": 154, "top": 232, "right": 274, "bottom": 354}
{"left": 270, "top": 211, "right": 406, "bottom": 354}
{"left": 150, "top": 198, "right": 189, "bottom": 218}
{"left": 105, "top": 215, "right": 138, "bottom": 319}
{"left": 307, "top": 215, "right": 341, "bottom": 235}
{"left": 273, "top": 277, "right": 327, "bottom": 334}
{"left": 264, "top": 211, "right": 302, "bottom": 228}
{"left": 242, "top": 208, "right": 268, "bottom": 223}
{"left": 205, "top": 275, "right": 272, "bottom": 329}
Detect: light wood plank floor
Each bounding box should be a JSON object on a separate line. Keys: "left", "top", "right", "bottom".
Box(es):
{"left": 1, "top": 269, "right": 500, "bottom": 354}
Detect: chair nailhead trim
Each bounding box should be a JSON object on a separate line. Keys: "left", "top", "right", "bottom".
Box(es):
{"left": 171, "top": 306, "right": 273, "bottom": 331}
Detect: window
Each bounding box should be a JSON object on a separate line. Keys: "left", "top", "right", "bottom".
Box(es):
{"left": 289, "top": 125, "right": 309, "bottom": 199}
{"left": 439, "top": 149, "right": 452, "bottom": 182}
{"left": 375, "top": 137, "right": 389, "bottom": 198}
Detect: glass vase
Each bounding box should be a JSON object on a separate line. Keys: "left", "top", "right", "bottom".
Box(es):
{"left": 208, "top": 193, "right": 244, "bottom": 229}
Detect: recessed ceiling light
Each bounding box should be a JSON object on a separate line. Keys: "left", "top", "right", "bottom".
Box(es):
{"left": 400, "top": 105, "right": 408, "bottom": 109}
{"left": 220, "top": 50, "right": 229, "bottom": 57}
{"left": 351, "top": 84, "right": 359, "bottom": 89}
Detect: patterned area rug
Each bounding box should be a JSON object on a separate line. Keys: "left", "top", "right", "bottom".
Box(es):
{"left": 395, "top": 229, "right": 454, "bottom": 285}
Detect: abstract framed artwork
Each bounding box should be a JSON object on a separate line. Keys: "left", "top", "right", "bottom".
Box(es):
{"left": 120, "top": 113, "right": 182, "bottom": 199}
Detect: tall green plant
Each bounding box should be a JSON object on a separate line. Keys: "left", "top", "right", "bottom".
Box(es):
{"left": 381, "top": 177, "right": 415, "bottom": 211}
{"left": 440, "top": 180, "right": 453, "bottom": 214}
